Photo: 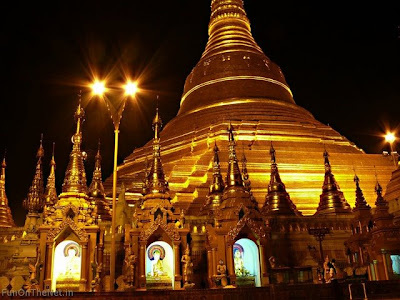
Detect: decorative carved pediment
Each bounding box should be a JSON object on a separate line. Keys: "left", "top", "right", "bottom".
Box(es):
{"left": 227, "top": 216, "right": 266, "bottom": 244}
{"left": 61, "top": 204, "right": 79, "bottom": 217}
{"left": 47, "top": 217, "right": 88, "bottom": 242}
{"left": 139, "top": 215, "right": 180, "bottom": 242}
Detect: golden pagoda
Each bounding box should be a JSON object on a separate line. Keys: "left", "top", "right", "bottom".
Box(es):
{"left": 37, "top": 98, "right": 100, "bottom": 292}
{"left": 0, "top": 155, "right": 15, "bottom": 227}
{"left": 0, "top": 0, "right": 399, "bottom": 295}
{"left": 111, "top": 0, "right": 394, "bottom": 216}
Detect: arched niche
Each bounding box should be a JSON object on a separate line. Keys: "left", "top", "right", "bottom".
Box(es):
{"left": 234, "top": 238, "right": 261, "bottom": 287}
{"left": 146, "top": 241, "right": 174, "bottom": 289}
{"left": 51, "top": 240, "right": 82, "bottom": 291}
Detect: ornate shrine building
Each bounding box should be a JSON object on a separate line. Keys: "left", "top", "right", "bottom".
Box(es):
{"left": 0, "top": 0, "right": 399, "bottom": 293}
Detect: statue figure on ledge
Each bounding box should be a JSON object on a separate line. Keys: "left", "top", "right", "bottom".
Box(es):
{"left": 181, "top": 246, "right": 194, "bottom": 288}
{"left": 24, "top": 248, "right": 43, "bottom": 291}
{"left": 216, "top": 260, "right": 228, "bottom": 287}
{"left": 123, "top": 246, "right": 137, "bottom": 288}
{"left": 90, "top": 260, "right": 102, "bottom": 292}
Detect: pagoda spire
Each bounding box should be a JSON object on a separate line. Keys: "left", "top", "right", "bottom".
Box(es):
{"left": 23, "top": 136, "right": 45, "bottom": 214}
{"left": 316, "top": 150, "right": 352, "bottom": 215}
{"left": 89, "top": 140, "right": 105, "bottom": 198}
{"left": 374, "top": 180, "right": 388, "bottom": 209}
{"left": 225, "top": 123, "right": 243, "bottom": 189}
{"left": 0, "top": 153, "right": 15, "bottom": 227}
{"left": 44, "top": 143, "right": 57, "bottom": 207}
{"left": 61, "top": 95, "right": 88, "bottom": 194}
{"left": 204, "top": 0, "right": 263, "bottom": 58}
{"left": 145, "top": 108, "right": 169, "bottom": 195}
{"left": 178, "top": 0, "right": 294, "bottom": 115}
{"left": 353, "top": 174, "right": 371, "bottom": 212}
{"left": 262, "top": 142, "right": 300, "bottom": 216}
{"left": 204, "top": 142, "right": 225, "bottom": 211}
{"left": 88, "top": 140, "right": 111, "bottom": 221}
{"left": 241, "top": 150, "right": 250, "bottom": 191}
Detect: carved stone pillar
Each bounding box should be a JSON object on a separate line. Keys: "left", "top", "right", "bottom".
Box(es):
{"left": 212, "top": 248, "right": 217, "bottom": 276}
{"left": 226, "top": 243, "right": 236, "bottom": 285}
{"left": 80, "top": 243, "right": 88, "bottom": 291}
{"left": 207, "top": 249, "right": 213, "bottom": 286}
{"left": 44, "top": 242, "right": 53, "bottom": 290}
{"left": 373, "top": 260, "right": 380, "bottom": 281}
{"left": 259, "top": 243, "right": 269, "bottom": 286}
{"left": 173, "top": 241, "right": 182, "bottom": 289}
{"left": 138, "top": 242, "right": 146, "bottom": 290}
{"left": 382, "top": 252, "right": 389, "bottom": 280}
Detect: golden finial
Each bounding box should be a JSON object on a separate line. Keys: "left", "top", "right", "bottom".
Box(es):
{"left": 0, "top": 149, "right": 16, "bottom": 227}
{"left": 44, "top": 142, "right": 57, "bottom": 207}
{"left": 353, "top": 170, "right": 370, "bottom": 211}
{"left": 316, "top": 149, "right": 352, "bottom": 214}
{"left": 61, "top": 94, "right": 87, "bottom": 194}
{"left": 74, "top": 91, "right": 85, "bottom": 136}
{"left": 23, "top": 136, "right": 45, "bottom": 214}
{"left": 270, "top": 141, "right": 276, "bottom": 165}
{"left": 263, "top": 142, "right": 300, "bottom": 216}
{"left": 145, "top": 108, "right": 168, "bottom": 196}
{"left": 226, "top": 123, "right": 243, "bottom": 188}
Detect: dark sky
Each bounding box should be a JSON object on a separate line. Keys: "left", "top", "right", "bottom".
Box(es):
{"left": 1, "top": 1, "right": 399, "bottom": 225}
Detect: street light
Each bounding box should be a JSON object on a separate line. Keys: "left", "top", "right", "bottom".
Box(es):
{"left": 91, "top": 79, "right": 139, "bottom": 290}
{"left": 91, "top": 80, "right": 106, "bottom": 96}
{"left": 385, "top": 132, "right": 398, "bottom": 169}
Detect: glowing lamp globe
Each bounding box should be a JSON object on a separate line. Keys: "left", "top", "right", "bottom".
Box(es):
{"left": 385, "top": 132, "right": 396, "bottom": 144}
{"left": 91, "top": 81, "right": 106, "bottom": 96}
{"left": 124, "top": 81, "right": 138, "bottom": 97}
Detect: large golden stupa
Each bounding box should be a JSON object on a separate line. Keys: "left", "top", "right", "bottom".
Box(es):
{"left": 109, "top": 0, "right": 394, "bottom": 215}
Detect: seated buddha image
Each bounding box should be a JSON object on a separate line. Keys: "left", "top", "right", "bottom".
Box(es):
{"left": 234, "top": 247, "right": 251, "bottom": 277}
{"left": 57, "top": 244, "right": 81, "bottom": 281}
{"left": 147, "top": 246, "right": 168, "bottom": 279}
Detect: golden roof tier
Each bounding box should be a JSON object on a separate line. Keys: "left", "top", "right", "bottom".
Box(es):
{"left": 105, "top": 1, "right": 395, "bottom": 216}
{"left": 179, "top": 0, "right": 294, "bottom": 116}
{"left": 0, "top": 156, "right": 15, "bottom": 227}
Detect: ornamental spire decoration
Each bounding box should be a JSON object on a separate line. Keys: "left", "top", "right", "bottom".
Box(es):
{"left": 225, "top": 123, "right": 243, "bottom": 189}
{"left": 204, "top": 0, "right": 263, "bottom": 59}
{"left": 61, "top": 95, "right": 88, "bottom": 194}
{"left": 23, "top": 136, "right": 45, "bottom": 214}
{"left": 374, "top": 180, "right": 388, "bottom": 209}
{"left": 89, "top": 140, "right": 105, "bottom": 199}
{"left": 316, "top": 150, "right": 352, "bottom": 215}
{"left": 204, "top": 142, "right": 224, "bottom": 212}
{"left": 262, "top": 142, "right": 300, "bottom": 216}
{"left": 353, "top": 174, "right": 370, "bottom": 212}
{"left": 0, "top": 153, "right": 15, "bottom": 227}
{"left": 44, "top": 143, "right": 57, "bottom": 207}
{"left": 88, "top": 140, "right": 111, "bottom": 221}
{"left": 145, "top": 108, "right": 169, "bottom": 195}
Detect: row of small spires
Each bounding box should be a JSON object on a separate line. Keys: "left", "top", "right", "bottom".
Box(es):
{"left": 203, "top": 123, "right": 389, "bottom": 216}
{"left": 0, "top": 101, "right": 391, "bottom": 227}
{"left": 0, "top": 100, "right": 166, "bottom": 227}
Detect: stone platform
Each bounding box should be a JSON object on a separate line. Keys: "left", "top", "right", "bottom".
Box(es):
{"left": 2, "top": 281, "right": 400, "bottom": 300}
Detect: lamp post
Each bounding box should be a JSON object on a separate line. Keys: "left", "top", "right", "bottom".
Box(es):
{"left": 308, "top": 227, "right": 330, "bottom": 283}
{"left": 385, "top": 132, "right": 398, "bottom": 169}
{"left": 91, "top": 79, "right": 138, "bottom": 290}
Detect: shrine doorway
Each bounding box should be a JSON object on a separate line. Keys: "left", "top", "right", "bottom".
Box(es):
{"left": 51, "top": 240, "right": 82, "bottom": 291}
{"left": 233, "top": 238, "right": 261, "bottom": 287}
{"left": 145, "top": 241, "right": 174, "bottom": 289}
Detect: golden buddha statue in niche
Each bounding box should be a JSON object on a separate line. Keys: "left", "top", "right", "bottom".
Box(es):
{"left": 233, "top": 246, "right": 251, "bottom": 277}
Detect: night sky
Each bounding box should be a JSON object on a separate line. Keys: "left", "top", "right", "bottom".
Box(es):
{"left": 1, "top": 1, "right": 399, "bottom": 225}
